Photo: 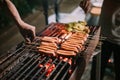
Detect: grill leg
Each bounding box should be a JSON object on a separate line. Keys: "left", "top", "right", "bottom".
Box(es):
{"left": 90, "top": 55, "right": 97, "bottom": 80}
{"left": 54, "top": 0, "right": 60, "bottom": 22}
{"left": 42, "top": 0, "right": 48, "bottom": 25}
{"left": 90, "top": 51, "right": 101, "bottom": 80}
{"left": 69, "top": 56, "right": 86, "bottom": 80}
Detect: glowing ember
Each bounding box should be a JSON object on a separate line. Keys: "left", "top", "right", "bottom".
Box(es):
{"left": 45, "top": 63, "right": 55, "bottom": 76}
{"left": 38, "top": 63, "right": 55, "bottom": 77}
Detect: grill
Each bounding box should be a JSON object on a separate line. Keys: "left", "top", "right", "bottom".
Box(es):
{"left": 0, "top": 23, "right": 100, "bottom": 80}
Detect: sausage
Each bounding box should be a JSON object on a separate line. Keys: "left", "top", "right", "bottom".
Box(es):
{"left": 61, "top": 43, "right": 82, "bottom": 52}
{"left": 61, "top": 45, "right": 79, "bottom": 53}
{"left": 41, "top": 36, "right": 60, "bottom": 43}
{"left": 48, "top": 27, "right": 59, "bottom": 36}
{"left": 64, "top": 32, "right": 72, "bottom": 40}
{"left": 56, "top": 50, "right": 76, "bottom": 56}
{"left": 66, "top": 39, "right": 84, "bottom": 44}
{"left": 70, "top": 35, "right": 88, "bottom": 41}
{"left": 40, "top": 42, "right": 58, "bottom": 48}
{"left": 41, "top": 23, "right": 55, "bottom": 36}
{"left": 60, "top": 33, "right": 67, "bottom": 39}
{"left": 39, "top": 48, "right": 56, "bottom": 56}
{"left": 72, "top": 32, "right": 86, "bottom": 37}
{"left": 62, "top": 42, "right": 82, "bottom": 47}
{"left": 38, "top": 45, "right": 57, "bottom": 51}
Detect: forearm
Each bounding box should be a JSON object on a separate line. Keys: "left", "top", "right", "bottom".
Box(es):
{"left": 3, "top": 0, "right": 36, "bottom": 42}
{"left": 4, "top": 0, "right": 23, "bottom": 27}
{"left": 79, "top": 0, "right": 91, "bottom": 13}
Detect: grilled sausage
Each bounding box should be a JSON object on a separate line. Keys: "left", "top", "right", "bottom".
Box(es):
{"left": 40, "top": 42, "right": 58, "bottom": 48}
{"left": 56, "top": 50, "right": 76, "bottom": 56}
{"left": 41, "top": 36, "right": 61, "bottom": 44}
{"left": 61, "top": 43, "right": 82, "bottom": 52}
{"left": 39, "top": 48, "right": 56, "bottom": 56}
{"left": 66, "top": 39, "right": 84, "bottom": 44}
{"left": 61, "top": 45, "right": 79, "bottom": 53}
{"left": 64, "top": 32, "right": 72, "bottom": 40}
{"left": 60, "top": 33, "right": 67, "bottom": 39}
{"left": 38, "top": 45, "right": 57, "bottom": 51}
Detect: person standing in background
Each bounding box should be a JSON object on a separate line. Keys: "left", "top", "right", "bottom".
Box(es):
{"left": 80, "top": 0, "right": 120, "bottom": 80}
{"left": 1, "top": 0, "right": 36, "bottom": 43}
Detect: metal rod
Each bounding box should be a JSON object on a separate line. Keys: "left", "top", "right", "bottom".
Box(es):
{"left": 38, "top": 58, "right": 58, "bottom": 80}
{"left": 9, "top": 54, "right": 38, "bottom": 80}
{"left": 52, "top": 59, "right": 69, "bottom": 80}
{"left": 30, "top": 57, "right": 50, "bottom": 80}
{"left": 0, "top": 47, "right": 27, "bottom": 78}
{"left": 1, "top": 55, "right": 29, "bottom": 80}
{"left": 23, "top": 56, "right": 42, "bottom": 79}
{"left": 61, "top": 66, "right": 71, "bottom": 80}
{"left": 16, "top": 54, "right": 40, "bottom": 80}
{"left": 46, "top": 60, "right": 63, "bottom": 80}
{"left": 95, "top": 51, "right": 101, "bottom": 80}
{"left": 0, "top": 45, "right": 25, "bottom": 65}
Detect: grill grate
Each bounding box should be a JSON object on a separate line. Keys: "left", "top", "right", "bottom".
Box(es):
{"left": 1, "top": 51, "right": 75, "bottom": 80}
{"left": 0, "top": 23, "right": 100, "bottom": 80}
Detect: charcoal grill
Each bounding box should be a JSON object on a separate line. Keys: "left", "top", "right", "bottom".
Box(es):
{"left": 0, "top": 23, "right": 100, "bottom": 80}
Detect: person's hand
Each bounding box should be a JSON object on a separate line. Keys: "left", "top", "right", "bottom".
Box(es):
{"left": 4, "top": 0, "right": 36, "bottom": 43}
{"left": 79, "top": 0, "right": 91, "bottom": 13}
{"left": 18, "top": 22, "right": 36, "bottom": 43}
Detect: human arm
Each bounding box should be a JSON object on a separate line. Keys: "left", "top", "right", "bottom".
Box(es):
{"left": 4, "top": 0, "right": 36, "bottom": 43}
{"left": 79, "top": 0, "right": 91, "bottom": 13}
